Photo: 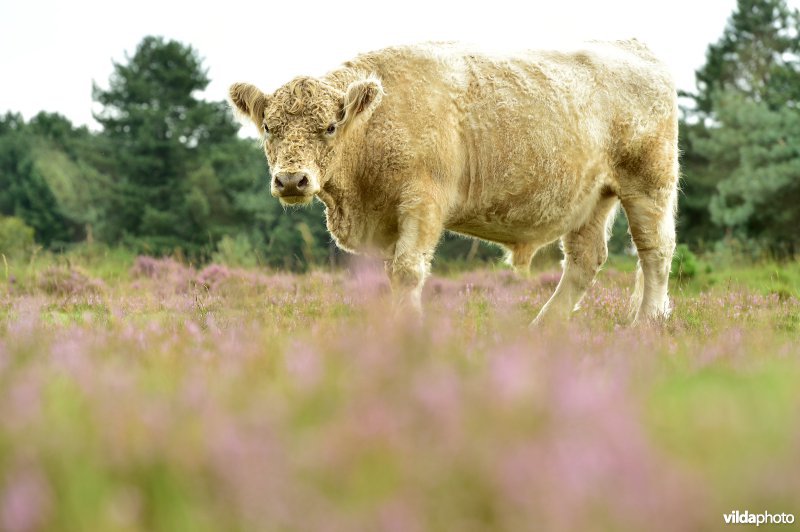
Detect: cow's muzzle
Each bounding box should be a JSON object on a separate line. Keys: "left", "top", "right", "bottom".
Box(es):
{"left": 273, "top": 171, "right": 317, "bottom": 204}
{"left": 274, "top": 171, "right": 310, "bottom": 195}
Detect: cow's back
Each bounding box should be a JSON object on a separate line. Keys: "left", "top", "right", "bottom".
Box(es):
{"left": 339, "top": 41, "right": 677, "bottom": 244}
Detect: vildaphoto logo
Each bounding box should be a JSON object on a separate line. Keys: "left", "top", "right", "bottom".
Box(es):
{"left": 723, "top": 510, "right": 795, "bottom": 526}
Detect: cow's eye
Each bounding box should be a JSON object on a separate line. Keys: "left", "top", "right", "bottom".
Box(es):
{"left": 263, "top": 123, "right": 270, "bottom": 135}
{"left": 325, "top": 123, "right": 336, "bottom": 135}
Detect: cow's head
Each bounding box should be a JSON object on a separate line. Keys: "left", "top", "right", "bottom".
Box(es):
{"left": 230, "top": 75, "right": 383, "bottom": 206}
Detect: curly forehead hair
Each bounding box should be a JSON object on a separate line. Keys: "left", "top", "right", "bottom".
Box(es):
{"left": 267, "top": 77, "right": 342, "bottom": 127}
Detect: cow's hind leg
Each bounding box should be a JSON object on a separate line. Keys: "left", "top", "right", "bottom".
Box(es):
{"left": 622, "top": 186, "right": 677, "bottom": 324}
{"left": 532, "top": 195, "right": 619, "bottom": 326}
{"left": 507, "top": 242, "right": 540, "bottom": 275}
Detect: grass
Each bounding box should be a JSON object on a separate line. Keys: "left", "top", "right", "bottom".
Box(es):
{"left": 0, "top": 251, "right": 798, "bottom": 531}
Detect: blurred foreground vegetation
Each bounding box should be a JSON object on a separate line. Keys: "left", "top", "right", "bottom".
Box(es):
{"left": 0, "top": 252, "right": 798, "bottom": 531}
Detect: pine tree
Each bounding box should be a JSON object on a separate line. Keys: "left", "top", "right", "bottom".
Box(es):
{"left": 92, "top": 36, "right": 336, "bottom": 265}
{"left": 693, "top": 0, "right": 800, "bottom": 114}
{"left": 681, "top": 0, "right": 800, "bottom": 253}
{"left": 699, "top": 93, "right": 800, "bottom": 252}
{"left": 93, "top": 36, "right": 237, "bottom": 252}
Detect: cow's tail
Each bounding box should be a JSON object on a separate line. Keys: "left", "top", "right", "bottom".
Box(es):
{"left": 628, "top": 262, "right": 645, "bottom": 324}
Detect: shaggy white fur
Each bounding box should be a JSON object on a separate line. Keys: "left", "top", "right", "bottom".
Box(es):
{"left": 230, "top": 40, "right": 679, "bottom": 325}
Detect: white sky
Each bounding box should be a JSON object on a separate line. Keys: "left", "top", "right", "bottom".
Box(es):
{"left": 1, "top": 0, "right": 789, "bottom": 131}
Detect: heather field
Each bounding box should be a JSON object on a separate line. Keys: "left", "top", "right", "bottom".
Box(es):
{"left": 1, "top": 252, "right": 799, "bottom": 532}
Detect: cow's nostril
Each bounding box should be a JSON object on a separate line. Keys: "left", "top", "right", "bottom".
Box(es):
{"left": 274, "top": 176, "right": 284, "bottom": 190}
{"left": 298, "top": 176, "right": 309, "bottom": 189}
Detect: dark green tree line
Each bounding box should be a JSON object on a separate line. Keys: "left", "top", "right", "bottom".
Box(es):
{"left": 3, "top": 9, "right": 799, "bottom": 266}
{"left": 0, "top": 37, "right": 340, "bottom": 268}
{"left": 0, "top": 112, "right": 92, "bottom": 246}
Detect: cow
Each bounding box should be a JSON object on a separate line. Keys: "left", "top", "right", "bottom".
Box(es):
{"left": 230, "top": 40, "right": 678, "bottom": 325}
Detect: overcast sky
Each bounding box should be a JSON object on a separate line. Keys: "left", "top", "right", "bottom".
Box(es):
{"left": 1, "top": 0, "right": 789, "bottom": 131}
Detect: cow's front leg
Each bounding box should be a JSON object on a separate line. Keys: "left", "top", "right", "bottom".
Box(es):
{"left": 387, "top": 201, "right": 443, "bottom": 316}
{"left": 386, "top": 253, "right": 430, "bottom": 315}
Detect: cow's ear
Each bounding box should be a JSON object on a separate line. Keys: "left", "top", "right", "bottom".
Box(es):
{"left": 229, "top": 82, "right": 269, "bottom": 126}
{"left": 339, "top": 76, "right": 383, "bottom": 128}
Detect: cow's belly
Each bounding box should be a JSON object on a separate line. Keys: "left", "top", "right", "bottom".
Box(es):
{"left": 442, "top": 133, "right": 614, "bottom": 246}
{"left": 444, "top": 168, "right": 613, "bottom": 246}
{"left": 446, "top": 214, "right": 565, "bottom": 247}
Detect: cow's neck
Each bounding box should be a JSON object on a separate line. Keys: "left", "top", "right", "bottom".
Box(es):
{"left": 316, "top": 179, "right": 358, "bottom": 254}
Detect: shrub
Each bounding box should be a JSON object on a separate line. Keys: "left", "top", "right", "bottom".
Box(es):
{"left": 130, "top": 256, "right": 192, "bottom": 279}
{"left": 130, "top": 255, "right": 195, "bottom": 292}
{"left": 37, "top": 266, "right": 104, "bottom": 296}
{"left": 0, "top": 216, "right": 36, "bottom": 259}
{"left": 671, "top": 244, "right": 699, "bottom": 281}
{"left": 196, "top": 263, "right": 232, "bottom": 291}
{"left": 212, "top": 234, "right": 258, "bottom": 268}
